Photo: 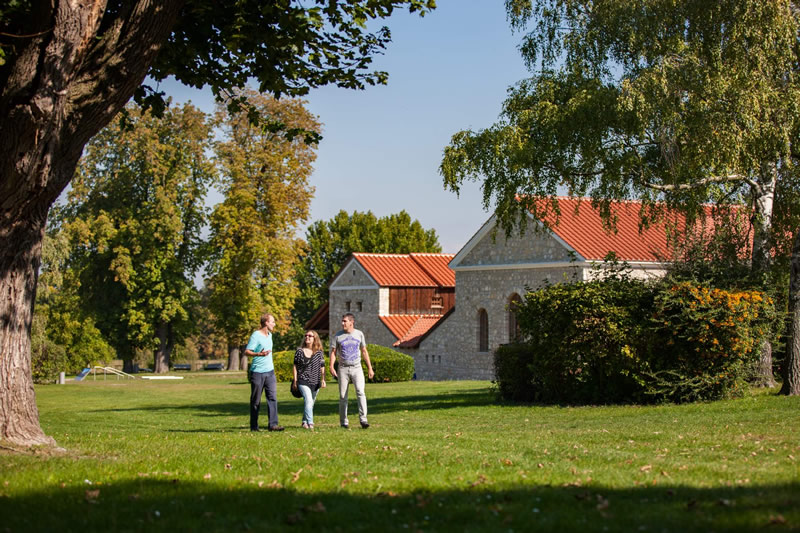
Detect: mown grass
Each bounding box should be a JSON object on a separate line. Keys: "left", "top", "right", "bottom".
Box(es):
{"left": 1, "top": 375, "right": 799, "bottom": 532}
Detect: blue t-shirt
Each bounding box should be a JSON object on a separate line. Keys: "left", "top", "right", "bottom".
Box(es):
{"left": 246, "top": 330, "right": 273, "bottom": 373}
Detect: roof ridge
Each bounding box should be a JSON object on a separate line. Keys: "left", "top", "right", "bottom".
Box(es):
{"left": 352, "top": 252, "right": 409, "bottom": 257}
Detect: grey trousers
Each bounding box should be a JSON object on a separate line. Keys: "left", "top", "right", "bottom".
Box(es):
{"left": 250, "top": 370, "right": 278, "bottom": 430}
{"left": 338, "top": 364, "right": 367, "bottom": 425}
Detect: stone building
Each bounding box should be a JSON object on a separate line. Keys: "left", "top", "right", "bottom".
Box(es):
{"left": 326, "top": 198, "right": 678, "bottom": 380}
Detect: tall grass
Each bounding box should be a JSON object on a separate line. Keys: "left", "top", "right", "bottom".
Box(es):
{"left": 1, "top": 376, "right": 798, "bottom": 532}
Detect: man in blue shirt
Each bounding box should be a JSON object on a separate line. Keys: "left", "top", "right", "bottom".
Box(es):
{"left": 245, "top": 314, "right": 284, "bottom": 432}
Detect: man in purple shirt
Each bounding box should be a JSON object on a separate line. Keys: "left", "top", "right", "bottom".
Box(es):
{"left": 330, "top": 313, "right": 374, "bottom": 429}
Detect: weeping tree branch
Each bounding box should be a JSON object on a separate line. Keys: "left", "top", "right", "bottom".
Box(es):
{"left": 644, "top": 174, "right": 759, "bottom": 192}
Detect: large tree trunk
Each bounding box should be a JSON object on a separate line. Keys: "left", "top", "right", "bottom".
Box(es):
{"left": 0, "top": 1, "right": 183, "bottom": 446}
{"left": 227, "top": 344, "right": 240, "bottom": 372}
{"left": 780, "top": 227, "right": 800, "bottom": 396}
{"left": 0, "top": 207, "right": 55, "bottom": 446}
{"left": 751, "top": 167, "right": 777, "bottom": 387}
{"left": 240, "top": 348, "right": 249, "bottom": 372}
{"left": 153, "top": 321, "right": 174, "bottom": 373}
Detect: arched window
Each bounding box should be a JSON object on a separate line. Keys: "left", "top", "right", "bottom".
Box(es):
{"left": 508, "top": 293, "right": 522, "bottom": 342}
{"left": 478, "top": 308, "right": 489, "bottom": 352}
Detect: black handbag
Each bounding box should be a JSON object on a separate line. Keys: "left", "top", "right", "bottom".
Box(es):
{"left": 290, "top": 380, "right": 302, "bottom": 398}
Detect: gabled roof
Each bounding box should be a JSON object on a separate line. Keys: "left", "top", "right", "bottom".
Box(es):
{"left": 409, "top": 253, "right": 456, "bottom": 286}
{"left": 350, "top": 253, "right": 455, "bottom": 288}
{"left": 536, "top": 197, "right": 679, "bottom": 262}
{"left": 304, "top": 302, "right": 329, "bottom": 333}
{"left": 379, "top": 311, "right": 452, "bottom": 349}
{"left": 451, "top": 197, "right": 710, "bottom": 268}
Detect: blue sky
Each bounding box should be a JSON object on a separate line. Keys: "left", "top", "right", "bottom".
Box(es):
{"left": 162, "top": 1, "right": 530, "bottom": 253}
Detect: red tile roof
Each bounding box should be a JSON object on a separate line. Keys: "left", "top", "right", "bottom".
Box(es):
{"left": 409, "top": 253, "right": 456, "bottom": 286}
{"left": 536, "top": 197, "right": 692, "bottom": 262}
{"left": 379, "top": 314, "right": 450, "bottom": 348}
{"left": 352, "top": 253, "right": 455, "bottom": 287}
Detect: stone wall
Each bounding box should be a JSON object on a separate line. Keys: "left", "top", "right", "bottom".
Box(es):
{"left": 458, "top": 224, "right": 573, "bottom": 266}
{"left": 411, "top": 265, "right": 584, "bottom": 380}
{"left": 328, "top": 259, "right": 395, "bottom": 352}
{"left": 326, "top": 228, "right": 670, "bottom": 381}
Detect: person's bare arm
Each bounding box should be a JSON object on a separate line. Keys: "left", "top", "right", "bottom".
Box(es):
{"left": 329, "top": 348, "right": 338, "bottom": 379}
{"left": 362, "top": 344, "right": 374, "bottom": 380}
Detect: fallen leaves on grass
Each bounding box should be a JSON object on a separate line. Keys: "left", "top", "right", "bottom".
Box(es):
{"left": 306, "top": 501, "right": 327, "bottom": 513}
{"left": 768, "top": 515, "right": 786, "bottom": 525}
{"left": 290, "top": 468, "right": 303, "bottom": 483}
{"left": 469, "top": 474, "right": 488, "bottom": 487}
{"left": 596, "top": 494, "right": 609, "bottom": 511}
{"left": 84, "top": 489, "right": 100, "bottom": 504}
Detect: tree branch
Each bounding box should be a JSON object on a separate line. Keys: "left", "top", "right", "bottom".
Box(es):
{"left": 645, "top": 174, "right": 757, "bottom": 191}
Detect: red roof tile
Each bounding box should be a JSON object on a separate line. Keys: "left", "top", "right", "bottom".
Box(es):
{"left": 410, "top": 253, "right": 456, "bottom": 286}
{"left": 353, "top": 253, "right": 454, "bottom": 287}
{"left": 379, "top": 314, "right": 449, "bottom": 348}
{"left": 536, "top": 197, "right": 690, "bottom": 262}
{"left": 379, "top": 314, "right": 420, "bottom": 339}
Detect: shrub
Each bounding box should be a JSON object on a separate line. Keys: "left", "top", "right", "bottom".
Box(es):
{"left": 644, "top": 282, "right": 776, "bottom": 402}
{"left": 330, "top": 344, "right": 414, "bottom": 383}
{"left": 494, "top": 343, "right": 536, "bottom": 402}
{"left": 366, "top": 344, "right": 414, "bottom": 382}
{"left": 272, "top": 350, "right": 296, "bottom": 382}
{"left": 31, "top": 341, "right": 67, "bottom": 384}
{"left": 512, "top": 277, "right": 652, "bottom": 404}
{"left": 498, "top": 276, "right": 775, "bottom": 405}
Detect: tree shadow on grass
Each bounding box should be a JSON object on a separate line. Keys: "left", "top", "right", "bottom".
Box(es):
{"left": 2, "top": 479, "right": 797, "bottom": 532}
{"left": 90, "top": 389, "right": 496, "bottom": 422}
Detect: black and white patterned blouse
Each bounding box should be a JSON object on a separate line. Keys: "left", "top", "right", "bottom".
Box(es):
{"left": 294, "top": 348, "right": 325, "bottom": 389}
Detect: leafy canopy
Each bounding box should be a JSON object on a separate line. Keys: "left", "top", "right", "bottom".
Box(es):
{"left": 442, "top": 0, "right": 800, "bottom": 237}
{"left": 294, "top": 210, "right": 441, "bottom": 324}
{"left": 57, "top": 102, "right": 215, "bottom": 358}
{"left": 206, "top": 91, "right": 320, "bottom": 346}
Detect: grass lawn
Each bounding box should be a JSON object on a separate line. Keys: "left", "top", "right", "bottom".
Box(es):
{"left": 1, "top": 375, "right": 798, "bottom": 532}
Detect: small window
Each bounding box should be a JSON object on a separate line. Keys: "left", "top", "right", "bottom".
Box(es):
{"left": 478, "top": 309, "right": 489, "bottom": 352}
{"left": 357, "top": 301, "right": 363, "bottom": 312}
{"left": 345, "top": 301, "right": 351, "bottom": 312}
{"left": 425, "top": 354, "right": 429, "bottom": 363}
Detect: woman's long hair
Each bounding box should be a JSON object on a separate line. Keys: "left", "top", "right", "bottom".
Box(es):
{"left": 299, "top": 330, "right": 323, "bottom": 353}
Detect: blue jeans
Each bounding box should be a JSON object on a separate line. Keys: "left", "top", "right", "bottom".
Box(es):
{"left": 250, "top": 371, "right": 278, "bottom": 430}
{"left": 298, "top": 384, "right": 319, "bottom": 425}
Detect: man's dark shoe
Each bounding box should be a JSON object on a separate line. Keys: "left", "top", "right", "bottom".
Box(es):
{"left": 360, "top": 421, "right": 370, "bottom": 429}
{"left": 250, "top": 428, "right": 260, "bottom": 432}
{"left": 268, "top": 425, "right": 285, "bottom": 432}
{"left": 341, "top": 424, "right": 349, "bottom": 429}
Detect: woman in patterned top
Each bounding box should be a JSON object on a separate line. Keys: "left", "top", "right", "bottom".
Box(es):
{"left": 292, "top": 330, "right": 326, "bottom": 429}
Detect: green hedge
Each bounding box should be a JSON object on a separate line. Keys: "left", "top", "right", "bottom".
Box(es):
{"left": 645, "top": 282, "right": 776, "bottom": 402}
{"left": 511, "top": 277, "right": 653, "bottom": 404}
{"left": 272, "top": 350, "right": 296, "bottom": 382}
{"left": 497, "top": 278, "right": 775, "bottom": 404}
{"left": 272, "top": 344, "right": 414, "bottom": 383}
{"left": 331, "top": 344, "right": 414, "bottom": 383}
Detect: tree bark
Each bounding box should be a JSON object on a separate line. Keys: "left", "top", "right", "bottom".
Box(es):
{"left": 780, "top": 227, "right": 800, "bottom": 396}
{"left": 239, "top": 349, "right": 249, "bottom": 373}
{"left": 153, "top": 321, "right": 174, "bottom": 373}
{"left": 751, "top": 166, "right": 777, "bottom": 387}
{"left": 0, "top": 206, "right": 55, "bottom": 446}
{"left": 227, "top": 344, "right": 240, "bottom": 372}
{"left": 0, "top": 0, "right": 184, "bottom": 446}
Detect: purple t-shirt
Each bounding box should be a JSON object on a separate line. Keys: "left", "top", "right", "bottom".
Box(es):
{"left": 332, "top": 329, "right": 366, "bottom": 365}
